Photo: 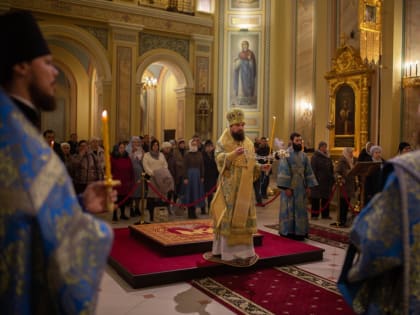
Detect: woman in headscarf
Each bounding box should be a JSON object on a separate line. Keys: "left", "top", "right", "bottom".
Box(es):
{"left": 183, "top": 138, "right": 205, "bottom": 219}
{"left": 364, "top": 145, "right": 386, "bottom": 204}
{"left": 142, "top": 139, "right": 173, "bottom": 222}
{"left": 334, "top": 147, "right": 356, "bottom": 227}
{"left": 111, "top": 141, "right": 134, "bottom": 221}
{"left": 126, "top": 136, "right": 144, "bottom": 217}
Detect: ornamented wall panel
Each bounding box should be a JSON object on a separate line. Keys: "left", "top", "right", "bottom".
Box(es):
{"left": 116, "top": 46, "right": 132, "bottom": 140}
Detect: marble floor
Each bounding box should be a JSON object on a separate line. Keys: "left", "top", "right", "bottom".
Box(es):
{"left": 96, "top": 192, "right": 351, "bottom": 315}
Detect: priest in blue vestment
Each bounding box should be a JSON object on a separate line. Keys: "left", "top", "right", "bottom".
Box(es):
{"left": 276, "top": 132, "right": 318, "bottom": 240}
{"left": 338, "top": 149, "right": 420, "bottom": 314}
{"left": 0, "top": 11, "right": 113, "bottom": 314}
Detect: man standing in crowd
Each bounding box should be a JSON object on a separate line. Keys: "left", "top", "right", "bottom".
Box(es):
{"left": 208, "top": 109, "right": 270, "bottom": 266}
{"left": 276, "top": 132, "right": 318, "bottom": 240}
{"left": 0, "top": 10, "right": 113, "bottom": 314}
{"left": 310, "top": 141, "right": 334, "bottom": 220}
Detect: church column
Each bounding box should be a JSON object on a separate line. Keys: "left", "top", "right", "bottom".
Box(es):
{"left": 109, "top": 22, "right": 143, "bottom": 143}
{"left": 269, "top": 0, "right": 294, "bottom": 140}
{"left": 314, "top": 0, "right": 333, "bottom": 146}
{"left": 175, "top": 87, "right": 195, "bottom": 140}
{"left": 191, "top": 34, "right": 213, "bottom": 139}
{"left": 380, "top": 0, "right": 403, "bottom": 156}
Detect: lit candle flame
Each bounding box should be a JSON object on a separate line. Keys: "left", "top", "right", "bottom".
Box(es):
{"left": 102, "top": 110, "right": 112, "bottom": 183}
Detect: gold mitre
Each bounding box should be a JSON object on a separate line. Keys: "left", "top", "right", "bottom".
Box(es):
{"left": 226, "top": 108, "right": 245, "bottom": 126}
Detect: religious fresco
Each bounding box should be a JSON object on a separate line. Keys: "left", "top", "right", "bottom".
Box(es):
{"left": 228, "top": 32, "right": 260, "bottom": 110}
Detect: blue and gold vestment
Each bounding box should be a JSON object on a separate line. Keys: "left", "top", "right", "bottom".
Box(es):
{"left": 338, "top": 150, "right": 420, "bottom": 315}
{"left": 0, "top": 90, "right": 113, "bottom": 314}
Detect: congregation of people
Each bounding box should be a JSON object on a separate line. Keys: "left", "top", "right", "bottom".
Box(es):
{"left": 47, "top": 130, "right": 223, "bottom": 222}
{"left": 47, "top": 124, "right": 414, "bottom": 230}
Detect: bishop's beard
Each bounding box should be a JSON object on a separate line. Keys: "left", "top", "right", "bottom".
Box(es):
{"left": 231, "top": 130, "right": 245, "bottom": 142}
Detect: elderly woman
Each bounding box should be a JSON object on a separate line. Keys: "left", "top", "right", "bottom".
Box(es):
{"left": 126, "top": 136, "right": 144, "bottom": 217}
{"left": 142, "top": 139, "right": 173, "bottom": 222}
{"left": 334, "top": 147, "right": 356, "bottom": 227}
{"left": 363, "top": 145, "right": 386, "bottom": 204}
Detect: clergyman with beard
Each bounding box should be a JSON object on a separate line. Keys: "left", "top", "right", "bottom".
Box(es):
{"left": 0, "top": 11, "right": 113, "bottom": 314}
{"left": 276, "top": 132, "right": 318, "bottom": 241}
{"left": 207, "top": 108, "right": 270, "bottom": 267}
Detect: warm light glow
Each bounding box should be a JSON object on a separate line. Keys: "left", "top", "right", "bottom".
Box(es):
{"left": 404, "top": 60, "right": 419, "bottom": 77}
{"left": 102, "top": 110, "right": 107, "bottom": 120}
{"left": 142, "top": 76, "right": 157, "bottom": 89}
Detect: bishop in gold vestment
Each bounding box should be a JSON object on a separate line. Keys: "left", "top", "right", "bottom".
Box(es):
{"left": 210, "top": 109, "right": 269, "bottom": 265}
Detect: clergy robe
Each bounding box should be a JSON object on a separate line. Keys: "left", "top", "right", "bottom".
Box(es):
{"left": 0, "top": 90, "right": 113, "bottom": 315}
{"left": 210, "top": 128, "right": 260, "bottom": 260}
{"left": 338, "top": 150, "right": 420, "bottom": 315}
{"left": 276, "top": 148, "right": 318, "bottom": 237}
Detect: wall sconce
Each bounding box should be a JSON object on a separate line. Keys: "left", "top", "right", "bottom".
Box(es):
{"left": 301, "top": 101, "right": 313, "bottom": 121}
{"left": 142, "top": 76, "right": 157, "bottom": 90}
{"left": 402, "top": 60, "right": 420, "bottom": 88}
{"left": 141, "top": 75, "right": 157, "bottom": 136}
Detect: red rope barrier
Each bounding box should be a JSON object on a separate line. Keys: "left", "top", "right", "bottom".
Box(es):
{"left": 306, "top": 184, "right": 337, "bottom": 215}
{"left": 146, "top": 181, "right": 218, "bottom": 208}
{"left": 116, "top": 181, "right": 141, "bottom": 207}
{"left": 339, "top": 185, "right": 357, "bottom": 214}
{"left": 257, "top": 191, "right": 280, "bottom": 207}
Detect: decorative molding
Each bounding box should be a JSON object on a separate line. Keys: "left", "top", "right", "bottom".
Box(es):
{"left": 140, "top": 33, "right": 189, "bottom": 61}
{"left": 76, "top": 25, "right": 109, "bottom": 49}
{"left": 116, "top": 46, "right": 132, "bottom": 140}
{"left": 196, "top": 45, "right": 210, "bottom": 53}
{"left": 11, "top": 0, "right": 212, "bottom": 33}
{"left": 109, "top": 21, "right": 144, "bottom": 32}
{"left": 196, "top": 56, "right": 209, "bottom": 92}
{"left": 191, "top": 34, "right": 214, "bottom": 43}
{"left": 114, "top": 33, "right": 137, "bottom": 42}
{"left": 229, "top": 14, "right": 262, "bottom": 28}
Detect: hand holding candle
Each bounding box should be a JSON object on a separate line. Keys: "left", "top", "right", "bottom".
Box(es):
{"left": 102, "top": 111, "right": 112, "bottom": 183}
{"left": 101, "top": 110, "right": 120, "bottom": 211}
{"left": 269, "top": 116, "right": 276, "bottom": 155}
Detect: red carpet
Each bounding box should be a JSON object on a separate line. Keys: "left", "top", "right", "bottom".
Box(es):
{"left": 109, "top": 228, "right": 324, "bottom": 288}
{"left": 265, "top": 223, "right": 349, "bottom": 248}
{"left": 192, "top": 266, "right": 356, "bottom": 315}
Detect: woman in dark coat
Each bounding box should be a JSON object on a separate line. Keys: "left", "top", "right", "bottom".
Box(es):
{"left": 111, "top": 142, "right": 134, "bottom": 221}
{"left": 310, "top": 141, "right": 334, "bottom": 219}
{"left": 202, "top": 140, "right": 219, "bottom": 214}
{"left": 183, "top": 138, "right": 205, "bottom": 219}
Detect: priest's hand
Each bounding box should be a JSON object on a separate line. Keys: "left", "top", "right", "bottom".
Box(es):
{"left": 83, "top": 181, "right": 117, "bottom": 213}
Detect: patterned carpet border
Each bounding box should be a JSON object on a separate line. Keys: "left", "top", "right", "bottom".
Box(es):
{"left": 264, "top": 223, "right": 349, "bottom": 249}
{"left": 192, "top": 266, "right": 346, "bottom": 315}
{"left": 192, "top": 277, "right": 274, "bottom": 315}
{"left": 276, "top": 265, "right": 340, "bottom": 294}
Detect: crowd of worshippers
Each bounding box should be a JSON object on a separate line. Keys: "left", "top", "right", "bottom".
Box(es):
{"left": 309, "top": 140, "right": 413, "bottom": 228}
{"left": 46, "top": 127, "right": 413, "bottom": 226}
{"left": 45, "top": 130, "right": 219, "bottom": 222}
